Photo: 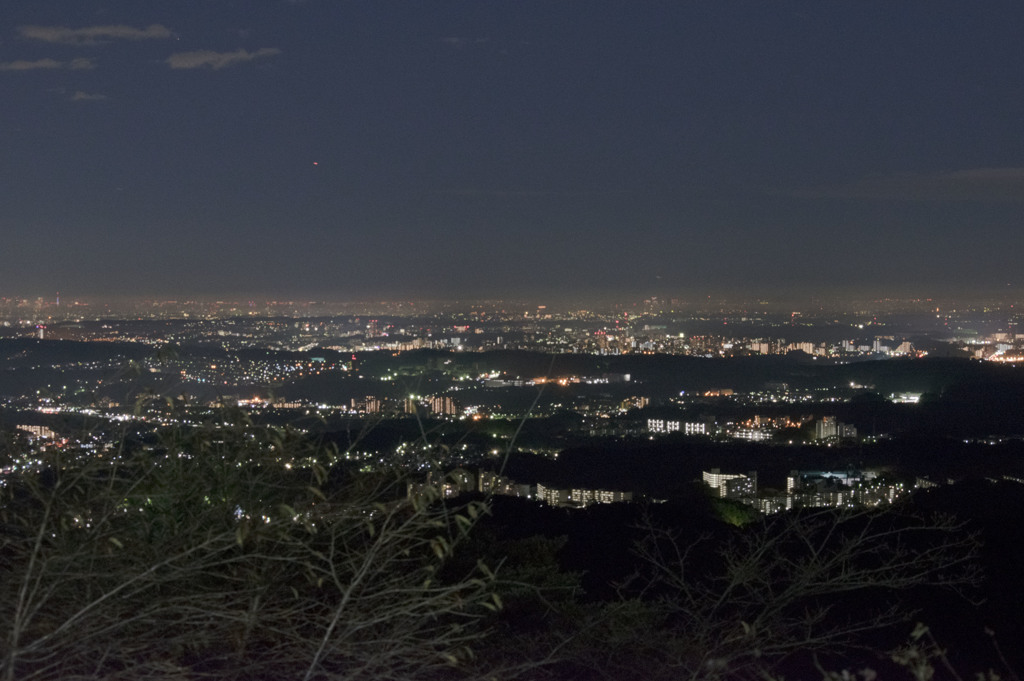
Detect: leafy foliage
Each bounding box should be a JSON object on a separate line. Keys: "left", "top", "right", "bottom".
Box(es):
{"left": 1, "top": 414, "right": 493, "bottom": 681}
{"left": 610, "top": 508, "right": 983, "bottom": 681}
{"left": 0, "top": 411, "right": 996, "bottom": 681}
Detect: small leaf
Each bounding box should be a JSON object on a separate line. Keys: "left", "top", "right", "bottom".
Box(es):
{"left": 430, "top": 537, "right": 448, "bottom": 559}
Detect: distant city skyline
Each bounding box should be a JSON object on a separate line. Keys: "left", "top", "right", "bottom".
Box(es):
{"left": 5, "top": 290, "right": 1024, "bottom": 318}
{"left": 3, "top": 1, "right": 1023, "bottom": 300}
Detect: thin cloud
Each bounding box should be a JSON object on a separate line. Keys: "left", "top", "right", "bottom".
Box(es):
{"left": 0, "top": 57, "right": 94, "bottom": 71}
{"left": 0, "top": 58, "right": 62, "bottom": 71}
{"left": 71, "top": 90, "right": 107, "bottom": 101}
{"left": 792, "top": 168, "right": 1024, "bottom": 202}
{"left": 432, "top": 188, "right": 624, "bottom": 198}
{"left": 18, "top": 24, "right": 173, "bottom": 46}
{"left": 439, "top": 36, "right": 519, "bottom": 55}
{"left": 165, "top": 47, "right": 281, "bottom": 70}
{"left": 440, "top": 37, "right": 492, "bottom": 47}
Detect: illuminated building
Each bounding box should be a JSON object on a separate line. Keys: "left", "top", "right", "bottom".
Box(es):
{"left": 647, "top": 418, "right": 681, "bottom": 434}
{"left": 703, "top": 469, "right": 757, "bottom": 499}
{"left": 815, "top": 417, "right": 856, "bottom": 441}
{"left": 684, "top": 421, "right": 708, "bottom": 436}
{"left": 734, "top": 428, "right": 770, "bottom": 442}
{"left": 537, "top": 483, "right": 632, "bottom": 508}
{"left": 427, "top": 395, "right": 459, "bottom": 416}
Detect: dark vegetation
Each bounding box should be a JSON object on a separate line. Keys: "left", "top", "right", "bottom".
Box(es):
{"left": 3, "top": 343, "right": 1024, "bottom": 679}
{"left": 3, "top": 413, "right": 1022, "bottom": 680}
{"left": 1, "top": 415, "right": 494, "bottom": 681}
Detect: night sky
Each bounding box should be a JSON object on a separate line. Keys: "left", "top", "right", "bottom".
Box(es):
{"left": 3, "top": 2, "right": 1023, "bottom": 302}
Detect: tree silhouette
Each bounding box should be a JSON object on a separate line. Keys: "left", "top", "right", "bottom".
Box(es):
{"left": 1, "top": 413, "right": 494, "bottom": 681}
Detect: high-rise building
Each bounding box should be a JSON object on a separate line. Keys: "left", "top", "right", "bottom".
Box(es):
{"left": 815, "top": 416, "right": 838, "bottom": 440}
{"left": 703, "top": 469, "right": 757, "bottom": 498}
{"left": 427, "top": 395, "right": 459, "bottom": 416}
{"left": 815, "top": 417, "right": 856, "bottom": 441}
